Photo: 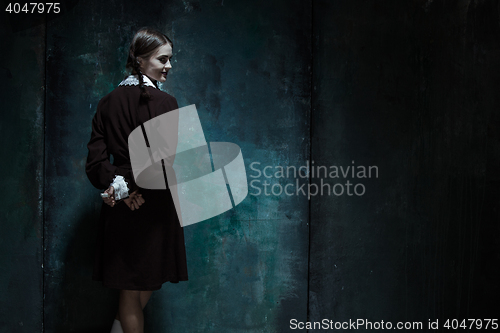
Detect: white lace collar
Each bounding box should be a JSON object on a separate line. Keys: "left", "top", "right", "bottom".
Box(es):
{"left": 118, "top": 74, "right": 157, "bottom": 89}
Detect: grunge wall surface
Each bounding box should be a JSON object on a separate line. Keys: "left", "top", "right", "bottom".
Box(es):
{"left": 310, "top": 0, "right": 500, "bottom": 329}
{"left": 0, "top": 10, "right": 44, "bottom": 333}
{"left": 1, "top": 0, "right": 499, "bottom": 332}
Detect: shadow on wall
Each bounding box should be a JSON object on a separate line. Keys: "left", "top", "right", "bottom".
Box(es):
{"left": 49, "top": 206, "right": 118, "bottom": 333}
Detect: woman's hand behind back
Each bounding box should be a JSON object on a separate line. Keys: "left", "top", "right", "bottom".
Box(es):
{"left": 124, "top": 190, "right": 145, "bottom": 211}
{"left": 103, "top": 186, "right": 116, "bottom": 207}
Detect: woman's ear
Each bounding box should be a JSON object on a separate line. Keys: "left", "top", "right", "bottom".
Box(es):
{"left": 136, "top": 57, "right": 143, "bottom": 69}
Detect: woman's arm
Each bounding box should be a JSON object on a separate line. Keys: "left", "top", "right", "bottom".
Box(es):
{"left": 85, "top": 101, "right": 124, "bottom": 191}
{"left": 85, "top": 100, "right": 136, "bottom": 193}
{"left": 86, "top": 101, "right": 145, "bottom": 210}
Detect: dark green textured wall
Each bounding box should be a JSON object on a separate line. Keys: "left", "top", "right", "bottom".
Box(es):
{"left": 310, "top": 0, "right": 500, "bottom": 329}
{"left": 43, "top": 0, "right": 310, "bottom": 332}
{"left": 1, "top": 0, "right": 500, "bottom": 332}
{"left": 0, "top": 10, "right": 44, "bottom": 333}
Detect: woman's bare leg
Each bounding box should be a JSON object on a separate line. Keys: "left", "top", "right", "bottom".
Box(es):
{"left": 118, "top": 290, "right": 143, "bottom": 333}
{"left": 115, "top": 290, "right": 153, "bottom": 320}
{"left": 140, "top": 290, "right": 153, "bottom": 308}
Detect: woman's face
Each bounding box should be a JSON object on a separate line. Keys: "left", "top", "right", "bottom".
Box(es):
{"left": 138, "top": 43, "right": 173, "bottom": 83}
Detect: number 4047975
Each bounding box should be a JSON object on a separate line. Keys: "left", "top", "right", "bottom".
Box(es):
{"left": 5, "top": 3, "right": 61, "bottom": 14}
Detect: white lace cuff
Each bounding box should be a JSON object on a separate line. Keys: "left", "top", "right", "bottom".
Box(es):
{"left": 110, "top": 175, "right": 129, "bottom": 200}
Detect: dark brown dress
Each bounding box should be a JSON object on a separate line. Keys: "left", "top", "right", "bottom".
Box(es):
{"left": 85, "top": 79, "right": 188, "bottom": 290}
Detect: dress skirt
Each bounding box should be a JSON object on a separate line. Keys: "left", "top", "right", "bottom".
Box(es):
{"left": 92, "top": 187, "right": 188, "bottom": 290}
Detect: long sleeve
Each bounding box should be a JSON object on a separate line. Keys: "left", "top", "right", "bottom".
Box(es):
{"left": 85, "top": 101, "right": 138, "bottom": 193}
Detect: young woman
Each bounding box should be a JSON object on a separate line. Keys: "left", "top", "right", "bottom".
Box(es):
{"left": 85, "top": 27, "right": 188, "bottom": 333}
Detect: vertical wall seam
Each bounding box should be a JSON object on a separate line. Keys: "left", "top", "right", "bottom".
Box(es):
{"left": 306, "top": 0, "right": 314, "bottom": 330}
{"left": 42, "top": 11, "right": 47, "bottom": 333}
